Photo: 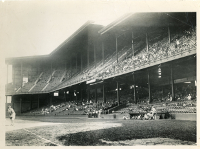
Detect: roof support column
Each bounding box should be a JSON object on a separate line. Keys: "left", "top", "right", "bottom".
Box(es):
{"left": 103, "top": 84, "right": 106, "bottom": 103}
{"left": 146, "top": 33, "right": 149, "bottom": 52}
{"left": 95, "top": 85, "right": 97, "bottom": 103}
{"left": 30, "top": 95, "right": 32, "bottom": 110}
{"left": 63, "top": 90, "right": 66, "bottom": 102}
{"left": 66, "top": 89, "right": 69, "bottom": 102}
{"left": 70, "top": 58, "right": 72, "bottom": 77}
{"left": 116, "top": 81, "right": 120, "bottom": 106}
{"left": 80, "top": 88, "right": 83, "bottom": 102}
{"left": 168, "top": 26, "right": 171, "bottom": 44}
{"left": 102, "top": 41, "right": 104, "bottom": 65}
{"left": 66, "top": 90, "right": 68, "bottom": 102}
{"left": 76, "top": 55, "right": 78, "bottom": 73}
{"left": 171, "top": 65, "right": 175, "bottom": 101}
{"left": 94, "top": 43, "right": 96, "bottom": 68}
{"left": 81, "top": 55, "right": 83, "bottom": 72}
{"left": 87, "top": 88, "right": 90, "bottom": 101}
{"left": 147, "top": 69, "right": 152, "bottom": 103}
{"left": 20, "top": 97, "right": 22, "bottom": 115}
{"left": 65, "top": 61, "right": 67, "bottom": 72}
{"left": 132, "top": 31, "right": 134, "bottom": 56}
{"left": 87, "top": 43, "right": 89, "bottom": 68}
{"left": 37, "top": 95, "right": 40, "bottom": 109}
{"left": 50, "top": 93, "right": 52, "bottom": 105}
{"left": 133, "top": 72, "right": 137, "bottom": 103}
{"left": 12, "top": 96, "right": 14, "bottom": 111}
{"left": 69, "top": 87, "right": 72, "bottom": 101}
{"left": 116, "top": 35, "right": 118, "bottom": 63}
{"left": 75, "top": 90, "right": 78, "bottom": 103}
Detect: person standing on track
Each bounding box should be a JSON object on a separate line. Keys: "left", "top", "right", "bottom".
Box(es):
{"left": 8, "top": 105, "right": 16, "bottom": 126}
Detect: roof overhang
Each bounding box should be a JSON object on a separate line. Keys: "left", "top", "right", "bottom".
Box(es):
{"left": 98, "top": 13, "right": 133, "bottom": 35}
{"left": 99, "top": 12, "right": 196, "bottom": 35}
{"left": 5, "top": 55, "right": 49, "bottom": 65}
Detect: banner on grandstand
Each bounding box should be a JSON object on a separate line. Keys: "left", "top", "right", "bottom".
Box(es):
{"left": 86, "top": 79, "right": 96, "bottom": 84}
{"left": 86, "top": 79, "right": 103, "bottom": 85}
{"left": 23, "top": 77, "right": 28, "bottom": 83}
{"left": 174, "top": 76, "right": 196, "bottom": 84}
{"left": 22, "top": 77, "right": 28, "bottom": 86}
{"left": 54, "top": 91, "right": 59, "bottom": 96}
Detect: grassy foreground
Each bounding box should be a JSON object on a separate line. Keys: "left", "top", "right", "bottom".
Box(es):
{"left": 6, "top": 119, "right": 196, "bottom": 146}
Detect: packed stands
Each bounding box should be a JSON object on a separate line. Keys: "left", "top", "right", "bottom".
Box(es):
{"left": 96, "top": 28, "right": 196, "bottom": 79}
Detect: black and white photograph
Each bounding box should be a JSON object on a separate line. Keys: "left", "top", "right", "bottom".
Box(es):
{"left": 0, "top": 0, "right": 198, "bottom": 147}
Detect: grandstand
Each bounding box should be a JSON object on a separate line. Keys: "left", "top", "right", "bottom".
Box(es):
{"left": 5, "top": 12, "right": 196, "bottom": 120}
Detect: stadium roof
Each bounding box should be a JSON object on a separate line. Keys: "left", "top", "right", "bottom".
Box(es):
{"left": 6, "top": 21, "right": 103, "bottom": 65}
{"left": 99, "top": 12, "right": 196, "bottom": 35}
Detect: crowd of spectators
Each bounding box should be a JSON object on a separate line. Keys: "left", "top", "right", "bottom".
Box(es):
{"left": 96, "top": 28, "right": 196, "bottom": 79}
{"left": 118, "top": 97, "right": 196, "bottom": 116}
{"left": 24, "top": 83, "right": 196, "bottom": 116}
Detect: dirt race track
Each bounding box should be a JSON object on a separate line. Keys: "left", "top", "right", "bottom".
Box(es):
{"left": 5, "top": 116, "right": 197, "bottom": 146}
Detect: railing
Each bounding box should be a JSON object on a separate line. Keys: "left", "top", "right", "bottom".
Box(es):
{"left": 47, "top": 70, "right": 56, "bottom": 83}
{"left": 104, "top": 103, "right": 127, "bottom": 114}
{"left": 60, "top": 70, "right": 66, "bottom": 82}
{"left": 35, "top": 72, "right": 43, "bottom": 84}
{"left": 97, "top": 33, "right": 196, "bottom": 80}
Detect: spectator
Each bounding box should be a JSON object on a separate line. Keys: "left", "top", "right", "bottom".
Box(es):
{"left": 188, "top": 94, "right": 192, "bottom": 100}
{"left": 138, "top": 115, "right": 142, "bottom": 120}
{"left": 123, "top": 115, "right": 128, "bottom": 120}
{"left": 8, "top": 105, "right": 16, "bottom": 126}
{"left": 175, "top": 39, "right": 180, "bottom": 48}
{"left": 147, "top": 105, "right": 157, "bottom": 120}
{"left": 41, "top": 108, "right": 45, "bottom": 114}
{"left": 143, "top": 114, "right": 149, "bottom": 120}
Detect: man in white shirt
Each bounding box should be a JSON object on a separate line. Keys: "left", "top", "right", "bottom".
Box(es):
{"left": 8, "top": 105, "right": 16, "bottom": 126}
{"left": 147, "top": 105, "right": 157, "bottom": 120}
{"left": 188, "top": 94, "right": 192, "bottom": 100}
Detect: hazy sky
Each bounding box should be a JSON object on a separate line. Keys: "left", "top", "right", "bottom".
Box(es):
{"left": 0, "top": 0, "right": 198, "bottom": 57}
{"left": 0, "top": 0, "right": 198, "bottom": 59}
{"left": 0, "top": 0, "right": 198, "bottom": 103}
{"left": 0, "top": 0, "right": 136, "bottom": 59}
